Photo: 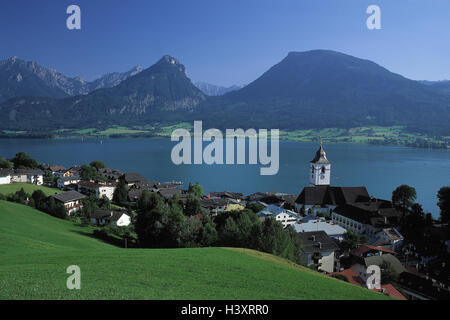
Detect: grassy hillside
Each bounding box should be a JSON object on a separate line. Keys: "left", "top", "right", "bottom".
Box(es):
{"left": 0, "top": 200, "right": 389, "bottom": 300}
{"left": 0, "top": 183, "right": 61, "bottom": 197}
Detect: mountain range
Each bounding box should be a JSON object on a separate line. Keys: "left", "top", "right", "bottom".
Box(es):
{"left": 0, "top": 56, "right": 143, "bottom": 102}
{"left": 0, "top": 50, "right": 449, "bottom": 135}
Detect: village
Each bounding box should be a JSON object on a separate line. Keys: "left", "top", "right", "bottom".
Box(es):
{"left": 0, "top": 144, "right": 449, "bottom": 301}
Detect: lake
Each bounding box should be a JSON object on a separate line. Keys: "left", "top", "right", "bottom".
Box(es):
{"left": 0, "top": 137, "right": 448, "bottom": 217}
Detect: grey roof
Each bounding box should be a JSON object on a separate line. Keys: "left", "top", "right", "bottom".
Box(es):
{"left": 58, "top": 175, "right": 81, "bottom": 182}
{"left": 53, "top": 190, "right": 86, "bottom": 203}
{"left": 0, "top": 168, "right": 13, "bottom": 177}
{"left": 157, "top": 188, "right": 182, "bottom": 200}
{"left": 363, "top": 254, "right": 406, "bottom": 275}
{"left": 257, "top": 204, "right": 298, "bottom": 219}
{"left": 310, "top": 143, "right": 330, "bottom": 164}
{"left": 298, "top": 231, "right": 340, "bottom": 254}
{"left": 123, "top": 172, "right": 148, "bottom": 184}
{"left": 14, "top": 169, "right": 44, "bottom": 175}
{"left": 210, "top": 191, "right": 243, "bottom": 200}
{"left": 200, "top": 197, "right": 229, "bottom": 209}
{"left": 91, "top": 209, "right": 128, "bottom": 221}
{"left": 293, "top": 219, "right": 346, "bottom": 236}
{"left": 296, "top": 186, "right": 370, "bottom": 205}
{"left": 333, "top": 199, "right": 402, "bottom": 226}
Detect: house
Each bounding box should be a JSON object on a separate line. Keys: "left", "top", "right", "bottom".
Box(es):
{"left": 293, "top": 216, "right": 347, "bottom": 240}
{"left": 157, "top": 188, "right": 183, "bottom": 201}
{"left": 9, "top": 169, "right": 44, "bottom": 185}
{"left": 374, "top": 228, "right": 404, "bottom": 250}
{"left": 123, "top": 172, "right": 148, "bottom": 187}
{"left": 47, "top": 165, "right": 66, "bottom": 174}
{"left": 350, "top": 244, "right": 397, "bottom": 258}
{"left": 330, "top": 268, "right": 365, "bottom": 286}
{"left": 0, "top": 168, "right": 13, "bottom": 185}
{"left": 53, "top": 190, "right": 86, "bottom": 215}
{"left": 330, "top": 269, "right": 408, "bottom": 299}
{"left": 99, "top": 168, "right": 123, "bottom": 182}
{"left": 298, "top": 231, "right": 340, "bottom": 273}
{"left": 209, "top": 191, "right": 243, "bottom": 202}
{"left": 15, "top": 169, "right": 44, "bottom": 185}
{"left": 331, "top": 199, "right": 403, "bottom": 237}
{"left": 90, "top": 209, "right": 131, "bottom": 227}
{"left": 57, "top": 175, "right": 81, "bottom": 190}
{"left": 257, "top": 204, "right": 299, "bottom": 228}
{"left": 10, "top": 170, "right": 27, "bottom": 183}
{"left": 374, "top": 284, "right": 408, "bottom": 300}
{"left": 350, "top": 253, "right": 406, "bottom": 283}
{"left": 77, "top": 180, "right": 117, "bottom": 200}
{"left": 397, "top": 271, "right": 450, "bottom": 300}
{"left": 200, "top": 197, "right": 229, "bottom": 216}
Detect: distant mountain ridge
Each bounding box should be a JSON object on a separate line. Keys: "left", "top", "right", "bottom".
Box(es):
{"left": 0, "top": 56, "right": 142, "bottom": 102}
{"left": 195, "top": 82, "right": 244, "bottom": 96}
{"left": 0, "top": 50, "right": 449, "bottom": 136}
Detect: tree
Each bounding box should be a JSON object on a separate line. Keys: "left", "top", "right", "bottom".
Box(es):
{"left": 0, "top": 157, "right": 13, "bottom": 169}
{"left": 113, "top": 177, "right": 128, "bottom": 205}
{"left": 31, "top": 190, "right": 47, "bottom": 211}
{"left": 245, "top": 202, "right": 264, "bottom": 214}
{"left": 200, "top": 219, "right": 219, "bottom": 246}
{"left": 437, "top": 186, "right": 450, "bottom": 224}
{"left": 43, "top": 170, "right": 53, "bottom": 185}
{"left": 341, "top": 231, "right": 368, "bottom": 251}
{"left": 11, "top": 152, "right": 39, "bottom": 169}
{"left": 81, "top": 195, "right": 99, "bottom": 218}
{"left": 90, "top": 160, "right": 106, "bottom": 170}
{"left": 392, "top": 185, "right": 417, "bottom": 209}
{"left": 8, "top": 188, "right": 29, "bottom": 205}
{"left": 98, "top": 195, "right": 112, "bottom": 209}
{"left": 180, "top": 217, "right": 202, "bottom": 248}
{"left": 184, "top": 194, "right": 203, "bottom": 217}
{"left": 188, "top": 183, "right": 203, "bottom": 197}
{"left": 53, "top": 202, "right": 67, "bottom": 219}
{"left": 135, "top": 191, "right": 169, "bottom": 247}
{"left": 392, "top": 184, "right": 417, "bottom": 223}
{"left": 221, "top": 217, "right": 240, "bottom": 247}
{"left": 80, "top": 165, "right": 103, "bottom": 181}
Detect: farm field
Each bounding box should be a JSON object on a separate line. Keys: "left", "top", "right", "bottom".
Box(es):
{"left": 0, "top": 200, "right": 390, "bottom": 300}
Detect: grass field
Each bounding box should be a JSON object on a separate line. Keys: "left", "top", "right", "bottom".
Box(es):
{"left": 0, "top": 183, "right": 61, "bottom": 197}
{"left": 0, "top": 200, "right": 390, "bottom": 300}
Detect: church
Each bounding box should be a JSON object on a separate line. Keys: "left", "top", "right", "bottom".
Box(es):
{"left": 294, "top": 142, "right": 404, "bottom": 247}
{"left": 294, "top": 142, "right": 371, "bottom": 216}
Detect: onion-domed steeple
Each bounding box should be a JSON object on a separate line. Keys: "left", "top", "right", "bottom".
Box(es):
{"left": 311, "top": 140, "right": 330, "bottom": 164}
{"left": 309, "top": 140, "right": 331, "bottom": 186}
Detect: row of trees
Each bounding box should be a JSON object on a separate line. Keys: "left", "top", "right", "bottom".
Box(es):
{"left": 0, "top": 152, "right": 40, "bottom": 169}
{"left": 133, "top": 187, "right": 303, "bottom": 264}
{"left": 0, "top": 188, "right": 67, "bottom": 218}
{"left": 391, "top": 184, "right": 449, "bottom": 225}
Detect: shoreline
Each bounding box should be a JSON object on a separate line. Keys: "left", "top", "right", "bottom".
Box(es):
{"left": 1, "top": 129, "right": 448, "bottom": 150}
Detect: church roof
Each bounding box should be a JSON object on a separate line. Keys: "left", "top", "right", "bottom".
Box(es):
{"left": 311, "top": 142, "right": 330, "bottom": 164}
{"left": 295, "top": 186, "right": 370, "bottom": 205}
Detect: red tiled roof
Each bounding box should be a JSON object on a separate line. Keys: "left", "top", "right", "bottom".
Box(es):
{"left": 330, "top": 269, "right": 364, "bottom": 286}
{"left": 374, "top": 284, "right": 407, "bottom": 300}
{"left": 351, "top": 245, "right": 396, "bottom": 257}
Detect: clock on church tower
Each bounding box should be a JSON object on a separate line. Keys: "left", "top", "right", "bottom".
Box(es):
{"left": 309, "top": 141, "right": 331, "bottom": 186}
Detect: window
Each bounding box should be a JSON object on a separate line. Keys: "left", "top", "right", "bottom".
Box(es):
{"left": 321, "top": 166, "right": 326, "bottom": 174}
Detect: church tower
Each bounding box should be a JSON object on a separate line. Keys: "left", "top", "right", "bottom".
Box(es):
{"left": 309, "top": 141, "right": 331, "bottom": 186}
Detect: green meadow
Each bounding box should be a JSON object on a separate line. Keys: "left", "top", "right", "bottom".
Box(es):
{"left": 0, "top": 200, "right": 389, "bottom": 300}
{"left": 0, "top": 183, "right": 62, "bottom": 197}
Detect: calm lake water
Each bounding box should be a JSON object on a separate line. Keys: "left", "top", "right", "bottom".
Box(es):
{"left": 0, "top": 138, "right": 448, "bottom": 217}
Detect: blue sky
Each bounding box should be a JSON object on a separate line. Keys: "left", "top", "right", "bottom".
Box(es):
{"left": 1, "top": 0, "right": 449, "bottom": 86}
